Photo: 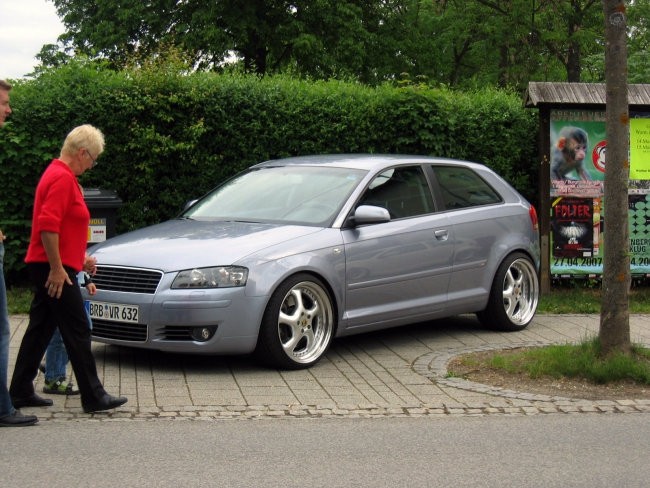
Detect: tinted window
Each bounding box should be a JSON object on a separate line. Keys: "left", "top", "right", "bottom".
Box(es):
{"left": 359, "top": 166, "right": 434, "bottom": 218}
{"left": 432, "top": 165, "right": 502, "bottom": 210}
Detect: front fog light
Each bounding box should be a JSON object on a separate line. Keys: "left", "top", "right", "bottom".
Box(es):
{"left": 191, "top": 327, "right": 216, "bottom": 342}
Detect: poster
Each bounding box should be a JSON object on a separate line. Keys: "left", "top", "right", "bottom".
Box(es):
{"left": 551, "top": 197, "right": 595, "bottom": 258}
{"left": 550, "top": 110, "right": 650, "bottom": 277}
{"left": 550, "top": 110, "right": 606, "bottom": 198}
{"left": 630, "top": 114, "right": 650, "bottom": 181}
{"left": 629, "top": 194, "right": 650, "bottom": 271}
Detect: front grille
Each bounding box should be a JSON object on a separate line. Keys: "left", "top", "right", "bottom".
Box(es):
{"left": 92, "top": 319, "right": 147, "bottom": 342}
{"left": 93, "top": 265, "right": 163, "bottom": 294}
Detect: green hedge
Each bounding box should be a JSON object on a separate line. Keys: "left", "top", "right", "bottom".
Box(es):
{"left": 0, "top": 64, "right": 538, "bottom": 284}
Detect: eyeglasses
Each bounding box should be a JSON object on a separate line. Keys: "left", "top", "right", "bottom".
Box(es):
{"left": 85, "top": 149, "right": 98, "bottom": 167}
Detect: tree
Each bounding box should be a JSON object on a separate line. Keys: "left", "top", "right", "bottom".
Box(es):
{"left": 600, "top": 0, "right": 631, "bottom": 356}
{"left": 534, "top": 0, "right": 603, "bottom": 82}
{"left": 48, "top": 0, "right": 385, "bottom": 79}
{"left": 39, "top": 0, "right": 649, "bottom": 86}
{"left": 626, "top": 0, "right": 650, "bottom": 83}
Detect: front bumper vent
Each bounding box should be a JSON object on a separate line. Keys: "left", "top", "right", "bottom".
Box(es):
{"left": 92, "top": 319, "right": 147, "bottom": 342}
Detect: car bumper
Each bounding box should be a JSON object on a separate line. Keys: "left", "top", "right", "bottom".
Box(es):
{"left": 88, "top": 280, "right": 268, "bottom": 355}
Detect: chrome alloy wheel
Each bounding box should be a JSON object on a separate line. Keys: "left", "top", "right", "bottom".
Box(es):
{"left": 277, "top": 280, "right": 335, "bottom": 365}
{"left": 501, "top": 257, "right": 539, "bottom": 326}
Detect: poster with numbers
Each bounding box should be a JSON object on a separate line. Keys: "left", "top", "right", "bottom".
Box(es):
{"left": 550, "top": 110, "right": 650, "bottom": 277}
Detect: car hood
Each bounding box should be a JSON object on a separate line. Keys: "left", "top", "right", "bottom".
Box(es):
{"left": 89, "top": 219, "right": 325, "bottom": 271}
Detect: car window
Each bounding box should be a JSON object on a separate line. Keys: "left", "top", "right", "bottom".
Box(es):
{"left": 184, "top": 166, "right": 366, "bottom": 225}
{"left": 358, "top": 166, "right": 434, "bottom": 219}
{"left": 432, "top": 165, "right": 502, "bottom": 210}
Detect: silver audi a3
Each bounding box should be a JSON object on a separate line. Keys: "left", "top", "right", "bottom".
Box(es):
{"left": 86, "top": 154, "right": 540, "bottom": 369}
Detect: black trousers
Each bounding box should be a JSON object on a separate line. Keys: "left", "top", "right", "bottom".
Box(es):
{"left": 10, "top": 263, "right": 107, "bottom": 407}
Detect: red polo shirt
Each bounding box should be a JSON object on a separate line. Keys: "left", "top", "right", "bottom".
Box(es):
{"left": 25, "top": 159, "right": 89, "bottom": 272}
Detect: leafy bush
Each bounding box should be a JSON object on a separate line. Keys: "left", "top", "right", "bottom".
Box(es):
{"left": 0, "top": 63, "right": 538, "bottom": 284}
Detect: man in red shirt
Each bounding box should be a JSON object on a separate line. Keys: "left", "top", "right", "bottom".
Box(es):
{"left": 10, "top": 124, "right": 127, "bottom": 414}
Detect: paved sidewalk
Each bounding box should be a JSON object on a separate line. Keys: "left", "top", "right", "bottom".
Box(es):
{"left": 8, "top": 313, "right": 650, "bottom": 421}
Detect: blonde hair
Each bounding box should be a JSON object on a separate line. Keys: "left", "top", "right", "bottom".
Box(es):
{"left": 0, "top": 79, "right": 11, "bottom": 91}
{"left": 61, "top": 124, "right": 105, "bottom": 158}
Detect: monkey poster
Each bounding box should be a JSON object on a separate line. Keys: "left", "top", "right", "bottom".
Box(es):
{"left": 550, "top": 110, "right": 606, "bottom": 198}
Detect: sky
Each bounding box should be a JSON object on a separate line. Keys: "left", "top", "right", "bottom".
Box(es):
{"left": 0, "top": 0, "right": 65, "bottom": 79}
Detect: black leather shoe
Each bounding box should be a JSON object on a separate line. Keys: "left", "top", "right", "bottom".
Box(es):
{"left": 83, "top": 394, "right": 128, "bottom": 413}
{"left": 12, "top": 393, "right": 54, "bottom": 408}
{"left": 0, "top": 410, "right": 38, "bottom": 427}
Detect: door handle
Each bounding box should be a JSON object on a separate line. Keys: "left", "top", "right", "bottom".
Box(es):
{"left": 434, "top": 229, "right": 449, "bottom": 241}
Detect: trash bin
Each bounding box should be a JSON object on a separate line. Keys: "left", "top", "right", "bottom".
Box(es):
{"left": 83, "top": 188, "right": 123, "bottom": 245}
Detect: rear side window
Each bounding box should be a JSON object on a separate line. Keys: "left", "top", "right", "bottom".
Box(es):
{"left": 432, "top": 165, "right": 502, "bottom": 210}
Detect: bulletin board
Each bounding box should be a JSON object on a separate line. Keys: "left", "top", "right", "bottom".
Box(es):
{"left": 550, "top": 109, "right": 650, "bottom": 277}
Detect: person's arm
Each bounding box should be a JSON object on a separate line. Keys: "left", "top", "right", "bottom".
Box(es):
{"left": 41, "top": 231, "right": 73, "bottom": 298}
{"left": 86, "top": 281, "right": 97, "bottom": 296}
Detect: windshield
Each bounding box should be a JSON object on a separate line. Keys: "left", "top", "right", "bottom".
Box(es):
{"left": 184, "top": 166, "right": 366, "bottom": 225}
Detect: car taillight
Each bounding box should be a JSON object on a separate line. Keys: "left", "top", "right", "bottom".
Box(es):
{"left": 529, "top": 205, "right": 538, "bottom": 231}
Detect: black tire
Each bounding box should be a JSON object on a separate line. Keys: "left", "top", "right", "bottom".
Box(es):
{"left": 255, "top": 273, "right": 336, "bottom": 369}
{"left": 477, "top": 252, "right": 539, "bottom": 331}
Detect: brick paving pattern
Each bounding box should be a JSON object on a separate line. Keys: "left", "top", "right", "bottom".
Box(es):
{"left": 8, "top": 313, "right": 650, "bottom": 421}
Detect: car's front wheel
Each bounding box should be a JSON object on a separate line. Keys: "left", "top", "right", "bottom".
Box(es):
{"left": 255, "top": 274, "right": 336, "bottom": 369}
{"left": 477, "top": 252, "right": 539, "bottom": 331}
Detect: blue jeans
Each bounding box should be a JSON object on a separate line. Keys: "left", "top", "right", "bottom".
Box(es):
{"left": 0, "top": 242, "right": 14, "bottom": 416}
{"left": 44, "top": 328, "right": 67, "bottom": 382}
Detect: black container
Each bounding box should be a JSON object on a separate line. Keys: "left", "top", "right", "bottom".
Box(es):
{"left": 83, "top": 188, "right": 122, "bottom": 245}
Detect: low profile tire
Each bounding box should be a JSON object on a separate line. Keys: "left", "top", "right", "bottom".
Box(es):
{"left": 255, "top": 274, "right": 336, "bottom": 369}
{"left": 477, "top": 252, "right": 539, "bottom": 331}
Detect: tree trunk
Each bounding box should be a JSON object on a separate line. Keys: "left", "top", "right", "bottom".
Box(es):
{"left": 599, "top": 0, "right": 631, "bottom": 356}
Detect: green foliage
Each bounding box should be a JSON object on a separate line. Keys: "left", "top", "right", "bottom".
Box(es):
{"left": 5, "top": 286, "right": 32, "bottom": 315}
{"left": 44, "top": 0, "right": 650, "bottom": 88}
{"left": 0, "top": 63, "right": 537, "bottom": 284}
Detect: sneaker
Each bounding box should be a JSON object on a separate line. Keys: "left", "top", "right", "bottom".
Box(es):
{"left": 43, "top": 378, "right": 80, "bottom": 396}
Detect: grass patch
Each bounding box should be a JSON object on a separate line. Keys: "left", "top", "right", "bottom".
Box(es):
{"left": 488, "top": 339, "right": 650, "bottom": 385}
{"left": 538, "top": 281, "right": 650, "bottom": 314}
{"left": 6, "top": 286, "right": 32, "bottom": 314}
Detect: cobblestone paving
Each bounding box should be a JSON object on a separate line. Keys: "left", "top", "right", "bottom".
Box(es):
{"left": 8, "top": 313, "right": 650, "bottom": 422}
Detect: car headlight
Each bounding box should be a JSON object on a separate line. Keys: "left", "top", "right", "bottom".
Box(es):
{"left": 171, "top": 266, "right": 248, "bottom": 289}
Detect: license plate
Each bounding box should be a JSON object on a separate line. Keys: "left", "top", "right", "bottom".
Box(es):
{"left": 86, "top": 300, "right": 139, "bottom": 324}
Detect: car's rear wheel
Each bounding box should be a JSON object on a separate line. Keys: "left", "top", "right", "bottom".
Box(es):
{"left": 255, "top": 274, "right": 335, "bottom": 369}
{"left": 477, "top": 252, "right": 539, "bottom": 331}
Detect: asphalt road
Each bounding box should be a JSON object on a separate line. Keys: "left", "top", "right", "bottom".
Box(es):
{"left": 2, "top": 414, "right": 649, "bottom": 488}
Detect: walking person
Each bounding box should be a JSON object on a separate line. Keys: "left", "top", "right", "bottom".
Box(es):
{"left": 0, "top": 79, "right": 38, "bottom": 426}
{"left": 40, "top": 260, "right": 96, "bottom": 395}
{"left": 9, "top": 124, "right": 127, "bottom": 413}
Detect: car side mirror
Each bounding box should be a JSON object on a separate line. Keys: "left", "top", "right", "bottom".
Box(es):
{"left": 351, "top": 205, "right": 391, "bottom": 225}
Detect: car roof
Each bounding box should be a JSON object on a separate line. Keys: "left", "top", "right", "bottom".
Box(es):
{"left": 252, "top": 154, "right": 487, "bottom": 172}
